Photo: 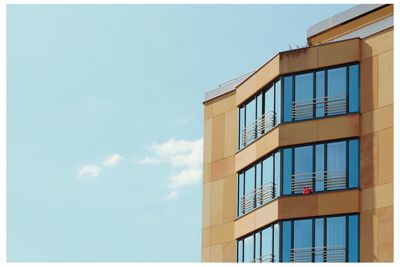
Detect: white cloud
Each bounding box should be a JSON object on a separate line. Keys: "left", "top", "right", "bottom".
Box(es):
{"left": 134, "top": 156, "right": 160, "bottom": 165}
{"left": 166, "top": 191, "right": 178, "bottom": 200}
{"left": 78, "top": 164, "right": 102, "bottom": 179}
{"left": 77, "top": 153, "right": 123, "bottom": 181}
{"left": 102, "top": 154, "right": 123, "bottom": 167}
{"left": 135, "top": 137, "right": 203, "bottom": 199}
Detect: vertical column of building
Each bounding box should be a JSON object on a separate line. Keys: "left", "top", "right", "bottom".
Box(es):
{"left": 359, "top": 27, "right": 393, "bottom": 261}
{"left": 202, "top": 91, "right": 238, "bottom": 262}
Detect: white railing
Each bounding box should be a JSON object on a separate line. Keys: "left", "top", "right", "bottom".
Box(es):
{"left": 292, "top": 94, "right": 347, "bottom": 120}
{"left": 241, "top": 111, "right": 276, "bottom": 147}
{"left": 253, "top": 253, "right": 274, "bottom": 263}
{"left": 291, "top": 170, "right": 346, "bottom": 194}
{"left": 291, "top": 246, "right": 346, "bottom": 262}
{"left": 240, "top": 182, "right": 275, "bottom": 215}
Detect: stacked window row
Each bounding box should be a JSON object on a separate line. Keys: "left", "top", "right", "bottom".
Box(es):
{"left": 237, "top": 214, "right": 359, "bottom": 262}
{"left": 239, "top": 63, "right": 359, "bottom": 149}
{"left": 237, "top": 138, "right": 359, "bottom": 216}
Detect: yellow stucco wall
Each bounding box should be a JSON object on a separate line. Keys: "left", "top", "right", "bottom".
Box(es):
{"left": 202, "top": 6, "right": 393, "bottom": 262}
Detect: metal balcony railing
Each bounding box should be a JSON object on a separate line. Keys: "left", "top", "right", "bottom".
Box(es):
{"left": 291, "top": 170, "right": 347, "bottom": 194}
{"left": 252, "top": 253, "right": 274, "bottom": 263}
{"left": 292, "top": 94, "right": 347, "bottom": 120}
{"left": 291, "top": 246, "right": 346, "bottom": 262}
{"left": 241, "top": 111, "right": 277, "bottom": 147}
{"left": 240, "top": 182, "right": 275, "bottom": 215}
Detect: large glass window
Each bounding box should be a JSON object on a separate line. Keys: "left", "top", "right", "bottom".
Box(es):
{"left": 282, "top": 63, "right": 359, "bottom": 122}
{"left": 239, "top": 79, "right": 282, "bottom": 149}
{"left": 237, "top": 222, "right": 280, "bottom": 262}
{"left": 238, "top": 214, "right": 359, "bottom": 262}
{"left": 238, "top": 138, "right": 359, "bottom": 217}
{"left": 238, "top": 150, "right": 281, "bottom": 216}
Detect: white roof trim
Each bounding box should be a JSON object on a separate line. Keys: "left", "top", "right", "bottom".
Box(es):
{"left": 204, "top": 72, "right": 254, "bottom": 102}
{"left": 307, "top": 4, "right": 385, "bottom": 38}
{"left": 328, "top": 14, "right": 393, "bottom": 43}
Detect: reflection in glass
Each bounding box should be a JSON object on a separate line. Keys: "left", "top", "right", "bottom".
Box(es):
{"left": 327, "top": 141, "right": 346, "bottom": 190}
{"left": 326, "top": 216, "right": 346, "bottom": 262}
{"left": 275, "top": 80, "right": 281, "bottom": 124}
{"left": 294, "top": 219, "right": 313, "bottom": 262}
{"left": 349, "top": 64, "right": 359, "bottom": 113}
{"left": 244, "top": 235, "right": 254, "bottom": 262}
{"left": 294, "top": 73, "right": 314, "bottom": 120}
{"left": 237, "top": 239, "right": 243, "bottom": 262}
{"left": 282, "top": 221, "right": 292, "bottom": 262}
{"left": 283, "top": 76, "right": 293, "bottom": 122}
{"left": 315, "top": 218, "right": 324, "bottom": 262}
{"left": 315, "top": 144, "right": 325, "bottom": 192}
{"left": 283, "top": 148, "right": 293, "bottom": 195}
{"left": 348, "top": 139, "right": 359, "bottom": 188}
{"left": 327, "top": 67, "right": 346, "bottom": 116}
{"left": 348, "top": 215, "right": 359, "bottom": 262}
{"left": 274, "top": 151, "right": 281, "bottom": 198}
{"left": 261, "top": 226, "right": 272, "bottom": 261}
{"left": 316, "top": 71, "right": 325, "bottom": 117}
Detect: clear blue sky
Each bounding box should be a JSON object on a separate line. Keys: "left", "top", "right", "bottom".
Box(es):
{"left": 7, "top": 4, "right": 355, "bottom": 262}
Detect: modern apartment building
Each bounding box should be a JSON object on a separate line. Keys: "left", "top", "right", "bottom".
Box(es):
{"left": 201, "top": 4, "right": 393, "bottom": 262}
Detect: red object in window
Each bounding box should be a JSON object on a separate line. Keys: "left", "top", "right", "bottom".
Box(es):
{"left": 303, "top": 187, "right": 312, "bottom": 194}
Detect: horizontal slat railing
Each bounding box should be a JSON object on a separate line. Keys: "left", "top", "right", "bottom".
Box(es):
{"left": 292, "top": 94, "right": 347, "bottom": 120}
{"left": 240, "top": 182, "right": 275, "bottom": 215}
{"left": 241, "top": 111, "right": 276, "bottom": 147}
{"left": 291, "top": 246, "right": 346, "bottom": 262}
{"left": 291, "top": 170, "right": 346, "bottom": 194}
{"left": 252, "top": 253, "right": 274, "bottom": 263}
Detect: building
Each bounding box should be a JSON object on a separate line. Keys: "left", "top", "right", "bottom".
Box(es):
{"left": 201, "top": 4, "right": 393, "bottom": 262}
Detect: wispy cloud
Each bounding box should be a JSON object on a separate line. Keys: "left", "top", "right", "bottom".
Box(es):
{"left": 78, "top": 153, "right": 123, "bottom": 180}
{"left": 102, "top": 154, "right": 123, "bottom": 167}
{"left": 78, "top": 164, "right": 102, "bottom": 179}
{"left": 135, "top": 137, "right": 203, "bottom": 199}
{"left": 166, "top": 191, "right": 178, "bottom": 200}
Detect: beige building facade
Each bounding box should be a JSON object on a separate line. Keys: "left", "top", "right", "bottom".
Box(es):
{"left": 202, "top": 4, "right": 393, "bottom": 262}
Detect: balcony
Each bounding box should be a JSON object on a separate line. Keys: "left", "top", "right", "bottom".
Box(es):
{"left": 239, "top": 182, "right": 275, "bottom": 215}
{"left": 292, "top": 94, "right": 347, "bottom": 121}
{"left": 291, "top": 246, "right": 346, "bottom": 262}
{"left": 291, "top": 170, "right": 347, "bottom": 194}
{"left": 241, "top": 111, "right": 277, "bottom": 147}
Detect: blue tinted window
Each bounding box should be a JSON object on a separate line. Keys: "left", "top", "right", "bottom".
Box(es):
{"left": 274, "top": 151, "right": 281, "bottom": 197}
{"left": 264, "top": 86, "right": 274, "bottom": 131}
{"left": 283, "top": 76, "right": 293, "bottom": 122}
{"left": 256, "top": 163, "right": 262, "bottom": 190}
{"left": 348, "top": 215, "right": 359, "bottom": 262}
{"left": 327, "top": 216, "right": 346, "bottom": 262}
{"left": 273, "top": 223, "right": 280, "bottom": 262}
{"left": 315, "top": 218, "right": 324, "bottom": 262}
{"left": 237, "top": 239, "right": 243, "bottom": 262}
{"left": 294, "top": 73, "right": 314, "bottom": 120}
{"left": 294, "top": 146, "right": 313, "bottom": 194}
{"left": 239, "top": 107, "right": 245, "bottom": 149}
{"left": 261, "top": 226, "right": 272, "bottom": 261}
{"left": 315, "top": 144, "right": 325, "bottom": 192}
{"left": 327, "top": 141, "right": 346, "bottom": 190}
{"left": 294, "top": 219, "right": 313, "bottom": 262}
{"left": 244, "top": 167, "right": 255, "bottom": 211}
{"left": 238, "top": 173, "right": 244, "bottom": 216}
{"left": 283, "top": 148, "right": 292, "bottom": 195}
{"left": 246, "top": 98, "right": 256, "bottom": 128}
{"left": 244, "top": 235, "right": 254, "bottom": 262}
{"left": 282, "top": 221, "right": 292, "bottom": 262}
{"left": 255, "top": 232, "right": 261, "bottom": 261}
{"left": 275, "top": 80, "right": 281, "bottom": 124}
{"left": 256, "top": 94, "right": 263, "bottom": 137}
{"left": 348, "top": 139, "right": 359, "bottom": 188}
{"left": 349, "top": 64, "right": 359, "bottom": 113}
{"left": 327, "top": 67, "right": 347, "bottom": 116}
{"left": 316, "top": 71, "right": 325, "bottom": 117}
